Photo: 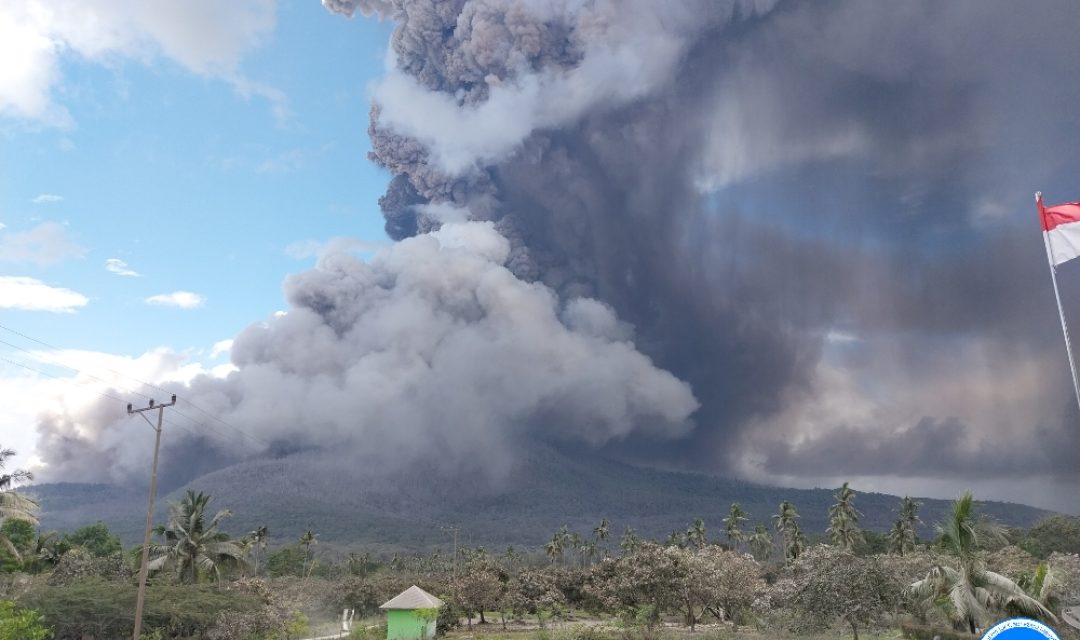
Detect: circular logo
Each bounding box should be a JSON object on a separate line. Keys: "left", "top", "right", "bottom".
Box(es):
{"left": 981, "top": 618, "right": 1060, "bottom": 640}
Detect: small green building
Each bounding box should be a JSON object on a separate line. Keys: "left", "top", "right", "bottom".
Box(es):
{"left": 381, "top": 585, "right": 443, "bottom": 640}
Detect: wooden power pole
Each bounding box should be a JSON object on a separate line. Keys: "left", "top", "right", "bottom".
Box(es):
{"left": 129, "top": 394, "right": 176, "bottom": 640}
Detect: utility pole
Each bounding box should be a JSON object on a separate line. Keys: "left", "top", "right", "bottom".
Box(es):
{"left": 129, "top": 394, "right": 176, "bottom": 640}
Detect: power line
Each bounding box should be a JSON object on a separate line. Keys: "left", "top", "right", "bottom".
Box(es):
{"left": 0, "top": 351, "right": 260, "bottom": 453}
{"left": 0, "top": 322, "right": 272, "bottom": 450}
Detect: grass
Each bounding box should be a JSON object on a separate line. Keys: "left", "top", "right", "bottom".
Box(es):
{"left": 441, "top": 624, "right": 906, "bottom": 640}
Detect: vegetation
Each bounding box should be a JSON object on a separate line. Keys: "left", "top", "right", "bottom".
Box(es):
{"left": 148, "top": 490, "right": 247, "bottom": 583}
{"left": 909, "top": 492, "right": 1055, "bottom": 635}
{"left": 826, "top": 482, "right": 863, "bottom": 551}
{"left": 0, "top": 600, "right": 50, "bottom": 640}
{"left": 0, "top": 446, "right": 38, "bottom": 563}
{"left": 3, "top": 476, "right": 1077, "bottom": 640}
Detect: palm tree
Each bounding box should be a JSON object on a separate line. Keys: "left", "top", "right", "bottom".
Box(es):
{"left": 686, "top": 518, "right": 707, "bottom": 549}
{"left": 545, "top": 535, "right": 562, "bottom": 564}
{"left": 723, "top": 503, "right": 748, "bottom": 549}
{"left": 773, "top": 501, "right": 801, "bottom": 560}
{"left": 248, "top": 525, "right": 268, "bottom": 575}
{"left": 299, "top": 529, "right": 318, "bottom": 577}
{"left": 900, "top": 496, "right": 922, "bottom": 544}
{"left": 910, "top": 492, "right": 1055, "bottom": 634}
{"left": 0, "top": 446, "right": 38, "bottom": 561}
{"left": 748, "top": 523, "right": 773, "bottom": 561}
{"left": 888, "top": 518, "right": 911, "bottom": 556}
{"left": 827, "top": 482, "right": 863, "bottom": 550}
{"left": 593, "top": 518, "right": 610, "bottom": 543}
{"left": 148, "top": 490, "right": 246, "bottom": 583}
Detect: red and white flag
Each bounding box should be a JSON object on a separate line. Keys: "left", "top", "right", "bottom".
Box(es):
{"left": 1039, "top": 194, "right": 1080, "bottom": 266}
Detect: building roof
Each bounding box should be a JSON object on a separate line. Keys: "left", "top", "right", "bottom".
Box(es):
{"left": 380, "top": 585, "right": 444, "bottom": 610}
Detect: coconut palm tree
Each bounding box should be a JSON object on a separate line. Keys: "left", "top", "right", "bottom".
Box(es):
{"left": 0, "top": 446, "right": 38, "bottom": 561}
{"left": 910, "top": 492, "right": 1055, "bottom": 634}
{"left": 748, "top": 523, "right": 773, "bottom": 561}
{"left": 888, "top": 518, "right": 911, "bottom": 556}
{"left": 148, "top": 490, "right": 246, "bottom": 583}
{"left": 686, "top": 518, "right": 707, "bottom": 549}
{"left": 545, "top": 535, "right": 561, "bottom": 564}
{"left": 299, "top": 529, "right": 318, "bottom": 577}
{"left": 723, "top": 503, "right": 748, "bottom": 549}
{"left": 593, "top": 518, "right": 609, "bottom": 543}
{"left": 827, "top": 482, "right": 863, "bottom": 550}
{"left": 773, "top": 501, "right": 802, "bottom": 560}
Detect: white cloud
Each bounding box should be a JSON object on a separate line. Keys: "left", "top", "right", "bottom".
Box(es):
{"left": 31, "top": 194, "right": 63, "bottom": 204}
{"left": 145, "top": 291, "right": 205, "bottom": 309}
{"left": 210, "top": 339, "right": 233, "bottom": 359}
{"left": 284, "top": 236, "right": 386, "bottom": 260}
{"left": 0, "top": 276, "right": 88, "bottom": 312}
{"left": 104, "top": 257, "right": 141, "bottom": 277}
{"left": 0, "top": 0, "right": 282, "bottom": 126}
{"left": 0, "top": 344, "right": 234, "bottom": 477}
{"left": 0, "top": 221, "right": 86, "bottom": 266}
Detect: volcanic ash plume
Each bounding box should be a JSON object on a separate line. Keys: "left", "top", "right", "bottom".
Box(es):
{"left": 36, "top": 223, "right": 697, "bottom": 484}
{"left": 324, "top": 0, "right": 1080, "bottom": 505}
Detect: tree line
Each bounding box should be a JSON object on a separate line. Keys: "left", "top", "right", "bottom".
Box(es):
{"left": 2, "top": 444, "right": 1079, "bottom": 639}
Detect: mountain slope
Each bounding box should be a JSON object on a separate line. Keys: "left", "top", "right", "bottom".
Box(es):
{"left": 27, "top": 446, "right": 1054, "bottom": 552}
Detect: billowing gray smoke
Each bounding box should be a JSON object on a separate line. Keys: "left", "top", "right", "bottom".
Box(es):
{"left": 35, "top": 0, "right": 1080, "bottom": 510}
{"left": 36, "top": 223, "right": 696, "bottom": 484}
{"left": 323, "top": 0, "right": 1080, "bottom": 506}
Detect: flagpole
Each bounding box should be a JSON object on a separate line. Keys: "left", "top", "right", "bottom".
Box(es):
{"left": 1038, "top": 191, "right": 1080, "bottom": 415}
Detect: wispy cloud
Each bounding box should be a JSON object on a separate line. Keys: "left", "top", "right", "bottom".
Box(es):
{"left": 285, "top": 236, "right": 386, "bottom": 260}
{"left": 210, "top": 339, "right": 233, "bottom": 359}
{"left": 0, "top": 276, "right": 88, "bottom": 313}
{"left": 145, "top": 291, "right": 205, "bottom": 309}
{"left": 104, "top": 258, "right": 141, "bottom": 277}
{"left": 0, "top": 222, "right": 86, "bottom": 266}
{"left": 31, "top": 194, "right": 63, "bottom": 204}
{"left": 0, "top": 1, "right": 281, "bottom": 126}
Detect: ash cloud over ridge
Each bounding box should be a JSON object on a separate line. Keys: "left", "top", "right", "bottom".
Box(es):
{"left": 33, "top": 0, "right": 1080, "bottom": 510}
{"left": 36, "top": 223, "right": 697, "bottom": 485}
{"left": 330, "top": 0, "right": 1080, "bottom": 505}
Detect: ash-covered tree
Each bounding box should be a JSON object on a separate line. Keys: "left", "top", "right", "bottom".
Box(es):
{"left": 0, "top": 446, "right": 37, "bottom": 563}
{"left": 910, "top": 492, "right": 1055, "bottom": 634}
{"left": 889, "top": 496, "right": 922, "bottom": 556}
{"left": 148, "top": 490, "right": 247, "bottom": 583}
{"left": 723, "top": 503, "right": 748, "bottom": 549}
{"left": 588, "top": 542, "right": 684, "bottom": 628}
{"left": 452, "top": 553, "right": 504, "bottom": 627}
{"left": 773, "top": 501, "right": 803, "bottom": 561}
{"left": 507, "top": 567, "right": 564, "bottom": 626}
{"left": 674, "top": 546, "right": 764, "bottom": 630}
{"left": 827, "top": 482, "right": 863, "bottom": 551}
{"left": 748, "top": 524, "right": 773, "bottom": 561}
{"left": 686, "top": 518, "right": 707, "bottom": 549}
{"left": 791, "top": 546, "right": 903, "bottom": 640}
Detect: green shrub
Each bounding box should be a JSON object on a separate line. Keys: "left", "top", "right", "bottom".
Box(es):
{"left": 283, "top": 611, "right": 310, "bottom": 640}
{"left": 19, "top": 578, "right": 263, "bottom": 639}
{"left": 349, "top": 622, "right": 387, "bottom": 640}
{"left": 900, "top": 621, "right": 978, "bottom": 640}
{"left": 0, "top": 600, "right": 51, "bottom": 640}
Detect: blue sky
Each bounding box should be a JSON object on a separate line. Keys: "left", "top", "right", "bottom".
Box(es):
{"left": 0, "top": 1, "right": 394, "bottom": 468}
{"left": 1, "top": 1, "right": 391, "bottom": 355}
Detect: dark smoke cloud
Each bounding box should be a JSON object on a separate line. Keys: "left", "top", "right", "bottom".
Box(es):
{"left": 36, "top": 223, "right": 697, "bottom": 485}
{"left": 34, "top": 0, "right": 1080, "bottom": 511}
{"left": 334, "top": 0, "right": 1080, "bottom": 507}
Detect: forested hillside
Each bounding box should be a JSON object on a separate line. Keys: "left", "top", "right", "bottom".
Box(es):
{"left": 27, "top": 445, "right": 1054, "bottom": 550}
